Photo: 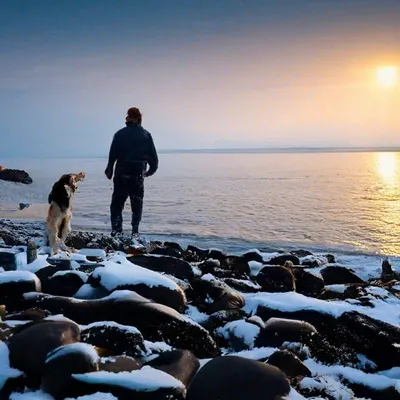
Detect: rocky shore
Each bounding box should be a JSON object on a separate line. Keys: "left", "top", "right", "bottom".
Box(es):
{"left": 0, "top": 219, "right": 400, "bottom": 399}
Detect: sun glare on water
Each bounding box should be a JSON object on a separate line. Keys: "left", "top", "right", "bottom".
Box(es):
{"left": 376, "top": 66, "right": 399, "bottom": 88}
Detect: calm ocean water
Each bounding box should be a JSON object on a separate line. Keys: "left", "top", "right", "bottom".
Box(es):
{"left": 1, "top": 152, "right": 400, "bottom": 256}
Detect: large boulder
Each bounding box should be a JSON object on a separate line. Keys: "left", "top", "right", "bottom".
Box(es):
{"left": 0, "top": 168, "right": 32, "bottom": 184}
{"left": 320, "top": 265, "right": 364, "bottom": 285}
{"left": 89, "top": 261, "right": 187, "bottom": 312}
{"left": 255, "top": 266, "right": 296, "bottom": 292}
{"left": 7, "top": 320, "right": 81, "bottom": 378}
{"left": 186, "top": 356, "right": 290, "bottom": 400}
{"left": 291, "top": 268, "right": 324, "bottom": 297}
{"left": 19, "top": 291, "right": 220, "bottom": 359}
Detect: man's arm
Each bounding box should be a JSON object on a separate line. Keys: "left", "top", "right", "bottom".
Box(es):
{"left": 144, "top": 134, "right": 159, "bottom": 177}
{"left": 105, "top": 133, "right": 118, "bottom": 179}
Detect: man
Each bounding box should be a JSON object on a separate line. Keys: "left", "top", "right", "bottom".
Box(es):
{"left": 105, "top": 107, "right": 158, "bottom": 242}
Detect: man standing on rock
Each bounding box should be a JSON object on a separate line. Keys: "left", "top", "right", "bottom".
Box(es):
{"left": 105, "top": 107, "right": 158, "bottom": 244}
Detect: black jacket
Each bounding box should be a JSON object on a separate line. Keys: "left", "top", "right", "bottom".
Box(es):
{"left": 106, "top": 123, "right": 159, "bottom": 177}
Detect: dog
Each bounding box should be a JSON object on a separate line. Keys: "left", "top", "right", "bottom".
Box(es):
{"left": 46, "top": 172, "right": 85, "bottom": 254}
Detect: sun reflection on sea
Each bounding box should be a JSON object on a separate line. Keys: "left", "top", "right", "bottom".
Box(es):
{"left": 371, "top": 152, "right": 400, "bottom": 255}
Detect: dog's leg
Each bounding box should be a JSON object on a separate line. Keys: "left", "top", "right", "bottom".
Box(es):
{"left": 47, "top": 203, "right": 61, "bottom": 255}
{"left": 60, "top": 214, "right": 72, "bottom": 252}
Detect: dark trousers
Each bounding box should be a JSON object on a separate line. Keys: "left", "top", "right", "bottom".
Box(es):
{"left": 110, "top": 173, "right": 144, "bottom": 234}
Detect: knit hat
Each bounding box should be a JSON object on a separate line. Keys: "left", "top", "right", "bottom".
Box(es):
{"left": 126, "top": 107, "right": 142, "bottom": 124}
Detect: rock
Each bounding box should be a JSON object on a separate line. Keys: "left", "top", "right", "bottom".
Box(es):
{"left": 216, "top": 319, "right": 261, "bottom": 351}
{"left": 41, "top": 342, "right": 99, "bottom": 400}
{"left": 326, "top": 254, "right": 336, "bottom": 264}
{"left": 219, "top": 255, "right": 250, "bottom": 275}
{"left": 89, "top": 262, "right": 187, "bottom": 312}
{"left": 186, "top": 245, "right": 226, "bottom": 262}
{"left": 190, "top": 276, "right": 245, "bottom": 314}
{"left": 20, "top": 291, "right": 220, "bottom": 359}
{"left": 0, "top": 248, "right": 25, "bottom": 271}
{"left": 149, "top": 242, "right": 184, "bottom": 259}
{"left": 267, "top": 350, "right": 311, "bottom": 379}
{"left": 99, "top": 355, "right": 142, "bottom": 373}
{"left": 0, "top": 271, "right": 41, "bottom": 307}
{"left": 222, "top": 277, "right": 261, "bottom": 293}
{"left": 255, "top": 266, "right": 296, "bottom": 292}
{"left": 255, "top": 317, "right": 317, "bottom": 348}
{"left": 35, "top": 264, "right": 72, "bottom": 292}
{"left": 0, "top": 168, "right": 32, "bottom": 184}
{"left": 320, "top": 265, "right": 364, "bottom": 285}
{"left": 186, "top": 356, "right": 290, "bottom": 400}
{"left": 45, "top": 271, "right": 87, "bottom": 297}
{"left": 71, "top": 366, "right": 186, "bottom": 399}
{"left": 4, "top": 307, "right": 50, "bottom": 321}
{"left": 26, "top": 238, "right": 37, "bottom": 264}
{"left": 81, "top": 321, "right": 145, "bottom": 357}
{"left": 266, "top": 254, "right": 300, "bottom": 266}
{"left": 242, "top": 251, "right": 264, "bottom": 263}
{"left": 291, "top": 268, "right": 324, "bottom": 297}
{"left": 19, "top": 203, "right": 30, "bottom": 210}
{"left": 201, "top": 309, "right": 247, "bottom": 334}
{"left": 7, "top": 320, "right": 80, "bottom": 378}
{"left": 147, "top": 349, "right": 200, "bottom": 387}
{"left": 127, "top": 255, "right": 194, "bottom": 281}
{"left": 326, "top": 311, "right": 400, "bottom": 370}
{"left": 291, "top": 250, "right": 313, "bottom": 258}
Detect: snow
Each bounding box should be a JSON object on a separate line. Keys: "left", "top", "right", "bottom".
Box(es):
{"left": 143, "top": 341, "right": 173, "bottom": 355}
{"left": 10, "top": 391, "right": 55, "bottom": 400}
{"left": 85, "top": 321, "right": 141, "bottom": 335}
{"left": 73, "top": 366, "right": 184, "bottom": 392}
{"left": 24, "top": 254, "right": 50, "bottom": 273}
{"left": 201, "top": 273, "right": 217, "bottom": 282}
{"left": 73, "top": 284, "right": 104, "bottom": 299}
{"left": 103, "top": 290, "right": 150, "bottom": 303}
{"left": 0, "top": 270, "right": 40, "bottom": 286}
{"left": 184, "top": 305, "right": 209, "bottom": 324}
{"left": 51, "top": 270, "right": 88, "bottom": 282}
{"left": 0, "top": 341, "right": 23, "bottom": 390}
{"left": 304, "top": 358, "right": 400, "bottom": 392}
{"left": 284, "top": 388, "right": 307, "bottom": 400}
{"left": 216, "top": 319, "right": 260, "bottom": 349}
{"left": 229, "top": 346, "right": 277, "bottom": 361}
{"left": 325, "top": 284, "right": 347, "bottom": 294}
{"left": 78, "top": 248, "right": 106, "bottom": 258}
{"left": 243, "top": 291, "right": 400, "bottom": 326}
{"left": 249, "top": 261, "right": 264, "bottom": 277}
{"left": 92, "top": 261, "right": 180, "bottom": 292}
{"left": 66, "top": 394, "right": 118, "bottom": 400}
{"left": 300, "top": 376, "right": 354, "bottom": 399}
{"left": 44, "top": 314, "right": 79, "bottom": 324}
{"left": 46, "top": 342, "right": 99, "bottom": 364}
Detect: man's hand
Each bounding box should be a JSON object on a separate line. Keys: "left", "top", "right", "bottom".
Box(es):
{"left": 104, "top": 167, "right": 113, "bottom": 180}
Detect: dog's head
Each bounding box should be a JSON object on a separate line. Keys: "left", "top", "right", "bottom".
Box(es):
{"left": 59, "top": 171, "right": 86, "bottom": 192}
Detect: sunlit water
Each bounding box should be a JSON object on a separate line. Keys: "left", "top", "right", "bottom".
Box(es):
{"left": 1, "top": 152, "right": 400, "bottom": 257}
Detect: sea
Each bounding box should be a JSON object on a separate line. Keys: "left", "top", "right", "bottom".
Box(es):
{"left": 1, "top": 151, "right": 400, "bottom": 260}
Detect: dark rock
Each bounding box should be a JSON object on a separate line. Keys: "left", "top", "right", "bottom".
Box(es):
{"left": 190, "top": 277, "right": 245, "bottom": 314}
{"left": 45, "top": 271, "right": 86, "bottom": 297}
{"left": 0, "top": 271, "right": 41, "bottom": 307}
{"left": 292, "top": 268, "right": 324, "bottom": 297}
{"left": 326, "top": 254, "right": 336, "bottom": 264}
{"left": 266, "top": 254, "right": 300, "bottom": 266}
{"left": 19, "top": 292, "right": 220, "bottom": 359}
{"left": 7, "top": 320, "right": 80, "bottom": 378}
{"left": 4, "top": 307, "right": 50, "bottom": 321}
{"left": 0, "top": 168, "right": 32, "bottom": 184}
{"left": 222, "top": 277, "right": 261, "bottom": 293}
{"left": 326, "top": 311, "right": 400, "bottom": 369}
{"left": 35, "top": 264, "right": 71, "bottom": 294}
{"left": 256, "top": 317, "right": 317, "bottom": 348}
{"left": 186, "top": 245, "right": 226, "bottom": 262}
{"left": 41, "top": 343, "right": 99, "bottom": 400}
{"left": 197, "top": 259, "right": 219, "bottom": 274}
{"left": 186, "top": 356, "right": 290, "bottom": 400}
{"left": 320, "top": 265, "right": 364, "bottom": 285}
{"left": 242, "top": 251, "right": 264, "bottom": 263}
{"left": 26, "top": 239, "right": 37, "bottom": 264}
{"left": 127, "top": 255, "right": 194, "bottom": 281}
{"left": 201, "top": 309, "right": 247, "bottom": 333}
{"left": 255, "top": 266, "right": 296, "bottom": 292}
{"left": 99, "top": 355, "right": 142, "bottom": 373}
{"left": 291, "top": 250, "right": 313, "bottom": 258}
{"left": 219, "top": 256, "right": 250, "bottom": 275}
{"left": 0, "top": 248, "right": 24, "bottom": 271}
{"left": 81, "top": 321, "right": 146, "bottom": 357}
{"left": 149, "top": 242, "right": 184, "bottom": 258}
{"left": 147, "top": 349, "right": 200, "bottom": 386}
{"left": 46, "top": 256, "right": 72, "bottom": 269}
{"left": 346, "top": 381, "right": 400, "bottom": 400}
{"left": 267, "top": 350, "right": 311, "bottom": 379}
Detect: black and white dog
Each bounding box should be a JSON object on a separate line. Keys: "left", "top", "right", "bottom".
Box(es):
{"left": 46, "top": 172, "right": 85, "bottom": 254}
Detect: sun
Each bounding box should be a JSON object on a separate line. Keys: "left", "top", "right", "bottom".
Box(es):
{"left": 376, "top": 66, "right": 399, "bottom": 88}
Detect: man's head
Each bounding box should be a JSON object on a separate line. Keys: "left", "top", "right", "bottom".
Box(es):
{"left": 126, "top": 107, "right": 142, "bottom": 125}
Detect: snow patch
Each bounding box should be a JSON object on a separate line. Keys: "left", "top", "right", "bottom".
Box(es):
{"left": 46, "top": 342, "right": 99, "bottom": 364}
{"left": 0, "top": 270, "right": 40, "bottom": 286}
{"left": 0, "top": 341, "right": 23, "bottom": 390}
{"left": 217, "top": 320, "right": 260, "bottom": 349}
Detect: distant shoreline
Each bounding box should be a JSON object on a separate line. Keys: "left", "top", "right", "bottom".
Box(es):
{"left": 2, "top": 147, "right": 400, "bottom": 159}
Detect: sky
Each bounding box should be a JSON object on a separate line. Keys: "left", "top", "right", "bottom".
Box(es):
{"left": 0, "top": 0, "right": 399, "bottom": 157}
